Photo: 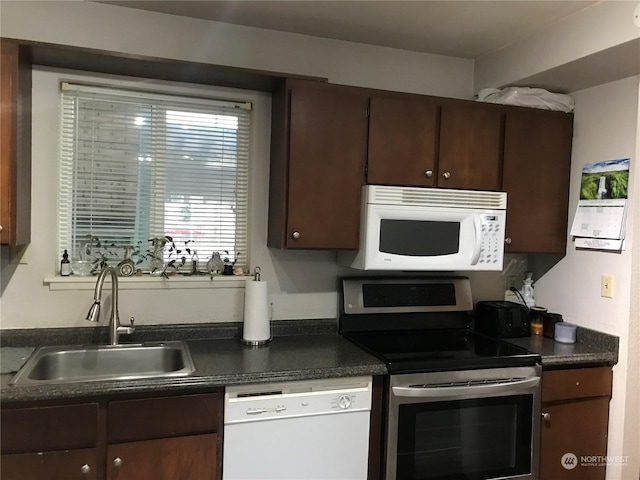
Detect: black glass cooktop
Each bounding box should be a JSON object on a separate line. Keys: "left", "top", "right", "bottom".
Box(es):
{"left": 342, "top": 329, "right": 539, "bottom": 374}
{"left": 339, "top": 277, "right": 540, "bottom": 374}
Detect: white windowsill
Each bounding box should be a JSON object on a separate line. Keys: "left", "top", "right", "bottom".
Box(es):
{"left": 44, "top": 275, "right": 249, "bottom": 291}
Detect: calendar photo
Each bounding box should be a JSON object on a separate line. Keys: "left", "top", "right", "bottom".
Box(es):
{"left": 580, "top": 158, "right": 630, "bottom": 200}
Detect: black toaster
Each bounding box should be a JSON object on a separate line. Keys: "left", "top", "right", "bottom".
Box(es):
{"left": 474, "top": 301, "right": 530, "bottom": 338}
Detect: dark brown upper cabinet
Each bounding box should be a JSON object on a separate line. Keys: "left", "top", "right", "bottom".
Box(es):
{"left": 367, "top": 95, "right": 439, "bottom": 187}
{"left": 367, "top": 96, "right": 504, "bottom": 191}
{"left": 503, "top": 108, "right": 574, "bottom": 253}
{"left": 268, "top": 79, "right": 369, "bottom": 249}
{"left": 1, "top": 39, "right": 31, "bottom": 246}
{"left": 438, "top": 103, "right": 503, "bottom": 191}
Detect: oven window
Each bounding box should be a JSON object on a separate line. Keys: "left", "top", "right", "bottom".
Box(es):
{"left": 379, "top": 220, "right": 460, "bottom": 256}
{"left": 396, "top": 395, "right": 533, "bottom": 480}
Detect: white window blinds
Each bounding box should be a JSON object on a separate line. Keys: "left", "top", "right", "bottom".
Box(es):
{"left": 59, "top": 83, "right": 251, "bottom": 271}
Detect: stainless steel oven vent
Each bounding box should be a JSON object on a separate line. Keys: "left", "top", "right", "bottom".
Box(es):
{"left": 409, "top": 377, "right": 527, "bottom": 388}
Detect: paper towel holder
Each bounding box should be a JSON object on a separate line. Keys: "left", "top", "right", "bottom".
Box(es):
{"left": 241, "top": 267, "right": 272, "bottom": 348}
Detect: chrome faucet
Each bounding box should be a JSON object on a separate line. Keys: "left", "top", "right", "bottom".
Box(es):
{"left": 86, "top": 266, "right": 135, "bottom": 345}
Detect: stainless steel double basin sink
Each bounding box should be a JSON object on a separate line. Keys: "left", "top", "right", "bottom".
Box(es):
{"left": 9, "top": 341, "right": 195, "bottom": 386}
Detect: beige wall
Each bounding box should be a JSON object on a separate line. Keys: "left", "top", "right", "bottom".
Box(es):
{"left": 0, "top": 0, "right": 474, "bottom": 98}
{"left": 535, "top": 76, "right": 640, "bottom": 480}
{"left": 626, "top": 80, "right": 640, "bottom": 478}
{"left": 475, "top": 1, "right": 640, "bottom": 92}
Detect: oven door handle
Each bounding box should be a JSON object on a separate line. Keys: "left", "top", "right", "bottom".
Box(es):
{"left": 392, "top": 377, "right": 540, "bottom": 398}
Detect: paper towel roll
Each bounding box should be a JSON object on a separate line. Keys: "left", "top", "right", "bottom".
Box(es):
{"left": 243, "top": 279, "right": 271, "bottom": 345}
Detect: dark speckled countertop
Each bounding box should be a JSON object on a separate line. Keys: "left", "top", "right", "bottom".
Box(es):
{"left": 0, "top": 320, "right": 618, "bottom": 404}
{"left": 505, "top": 325, "right": 618, "bottom": 369}
{"left": 0, "top": 320, "right": 387, "bottom": 404}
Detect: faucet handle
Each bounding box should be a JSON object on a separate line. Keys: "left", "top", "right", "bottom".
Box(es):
{"left": 117, "top": 316, "right": 136, "bottom": 337}
{"left": 124, "top": 316, "right": 136, "bottom": 333}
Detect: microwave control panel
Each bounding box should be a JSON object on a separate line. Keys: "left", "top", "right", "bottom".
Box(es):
{"left": 478, "top": 215, "right": 504, "bottom": 266}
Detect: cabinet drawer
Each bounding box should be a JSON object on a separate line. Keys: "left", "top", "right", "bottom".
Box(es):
{"left": 542, "top": 367, "right": 612, "bottom": 403}
{"left": 1, "top": 403, "right": 98, "bottom": 453}
{"left": 107, "top": 393, "right": 220, "bottom": 443}
{"left": 1, "top": 448, "right": 98, "bottom": 480}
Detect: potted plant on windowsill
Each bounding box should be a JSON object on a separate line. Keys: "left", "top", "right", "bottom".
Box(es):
{"left": 147, "top": 236, "right": 172, "bottom": 276}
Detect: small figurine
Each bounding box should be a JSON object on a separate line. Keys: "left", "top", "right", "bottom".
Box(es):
{"left": 207, "top": 252, "right": 224, "bottom": 279}
{"left": 117, "top": 246, "right": 135, "bottom": 277}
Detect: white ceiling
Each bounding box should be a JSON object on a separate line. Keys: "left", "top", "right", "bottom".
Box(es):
{"left": 99, "top": 1, "right": 597, "bottom": 59}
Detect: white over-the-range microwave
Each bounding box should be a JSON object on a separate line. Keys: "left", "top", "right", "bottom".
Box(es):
{"left": 338, "top": 185, "right": 507, "bottom": 271}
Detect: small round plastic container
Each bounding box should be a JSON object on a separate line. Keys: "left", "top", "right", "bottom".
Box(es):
{"left": 554, "top": 322, "right": 577, "bottom": 344}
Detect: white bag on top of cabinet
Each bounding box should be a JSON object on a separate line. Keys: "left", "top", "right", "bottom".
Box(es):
{"left": 477, "top": 87, "right": 574, "bottom": 112}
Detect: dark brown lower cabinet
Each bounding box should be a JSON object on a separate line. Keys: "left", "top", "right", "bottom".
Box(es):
{"left": 106, "top": 434, "right": 217, "bottom": 480}
{"left": 1, "top": 392, "right": 222, "bottom": 480}
{"left": 540, "top": 367, "right": 612, "bottom": 480}
{"left": 1, "top": 448, "right": 98, "bottom": 480}
{"left": 0, "top": 403, "right": 98, "bottom": 480}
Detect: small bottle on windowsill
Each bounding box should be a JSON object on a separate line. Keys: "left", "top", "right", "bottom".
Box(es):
{"left": 191, "top": 250, "right": 199, "bottom": 275}
{"left": 60, "top": 250, "right": 71, "bottom": 276}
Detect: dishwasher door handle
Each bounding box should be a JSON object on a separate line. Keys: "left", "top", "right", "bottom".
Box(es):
{"left": 246, "top": 408, "right": 268, "bottom": 415}
{"left": 392, "top": 377, "right": 540, "bottom": 398}
{"left": 246, "top": 405, "right": 287, "bottom": 415}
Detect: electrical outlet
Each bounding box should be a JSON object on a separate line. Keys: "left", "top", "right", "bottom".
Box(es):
{"left": 601, "top": 274, "right": 614, "bottom": 298}
{"left": 505, "top": 275, "right": 518, "bottom": 290}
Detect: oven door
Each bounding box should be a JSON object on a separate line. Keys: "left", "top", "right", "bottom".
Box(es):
{"left": 386, "top": 366, "right": 541, "bottom": 480}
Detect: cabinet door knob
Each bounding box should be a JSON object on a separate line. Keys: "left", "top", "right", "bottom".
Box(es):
{"left": 542, "top": 412, "right": 551, "bottom": 421}
{"left": 80, "top": 464, "right": 91, "bottom": 474}
{"left": 291, "top": 231, "right": 301, "bottom": 240}
{"left": 113, "top": 457, "right": 123, "bottom": 468}
{"left": 504, "top": 237, "right": 512, "bottom": 245}
{"left": 425, "top": 170, "right": 433, "bottom": 178}
{"left": 442, "top": 171, "right": 451, "bottom": 179}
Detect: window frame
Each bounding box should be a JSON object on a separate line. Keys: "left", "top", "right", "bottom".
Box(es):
{"left": 53, "top": 73, "right": 260, "bottom": 282}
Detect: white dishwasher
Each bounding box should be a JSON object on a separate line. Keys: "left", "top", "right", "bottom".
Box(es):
{"left": 222, "top": 376, "right": 372, "bottom": 480}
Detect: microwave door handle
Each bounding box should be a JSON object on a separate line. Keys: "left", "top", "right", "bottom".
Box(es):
{"left": 470, "top": 216, "right": 482, "bottom": 265}
{"left": 392, "top": 377, "right": 540, "bottom": 398}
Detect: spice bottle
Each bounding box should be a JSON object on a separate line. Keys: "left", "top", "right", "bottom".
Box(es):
{"left": 60, "top": 249, "right": 71, "bottom": 276}
{"left": 191, "top": 250, "right": 199, "bottom": 274}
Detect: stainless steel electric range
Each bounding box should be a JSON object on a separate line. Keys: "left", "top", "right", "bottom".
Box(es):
{"left": 339, "top": 276, "right": 542, "bottom": 480}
